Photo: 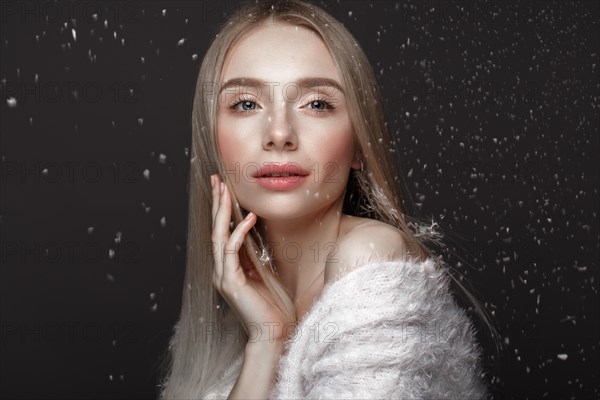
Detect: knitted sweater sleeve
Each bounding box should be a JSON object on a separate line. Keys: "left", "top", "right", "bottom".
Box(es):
{"left": 269, "top": 258, "right": 488, "bottom": 399}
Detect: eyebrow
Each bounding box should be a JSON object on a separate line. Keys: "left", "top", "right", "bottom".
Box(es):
{"left": 218, "top": 77, "right": 345, "bottom": 96}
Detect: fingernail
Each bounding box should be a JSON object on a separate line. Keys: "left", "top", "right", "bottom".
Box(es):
{"left": 210, "top": 175, "right": 214, "bottom": 188}
{"left": 220, "top": 182, "right": 225, "bottom": 194}
{"left": 245, "top": 212, "right": 254, "bottom": 220}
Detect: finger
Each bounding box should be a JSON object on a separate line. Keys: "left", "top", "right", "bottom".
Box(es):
{"left": 212, "top": 181, "right": 232, "bottom": 271}
{"left": 211, "top": 175, "right": 226, "bottom": 282}
{"left": 223, "top": 211, "right": 256, "bottom": 278}
{"left": 215, "top": 181, "right": 232, "bottom": 238}
{"left": 211, "top": 174, "right": 220, "bottom": 228}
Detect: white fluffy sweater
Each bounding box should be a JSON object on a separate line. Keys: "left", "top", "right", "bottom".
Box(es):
{"left": 204, "top": 258, "right": 487, "bottom": 399}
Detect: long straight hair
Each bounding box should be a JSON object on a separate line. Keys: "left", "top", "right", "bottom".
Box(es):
{"left": 159, "top": 1, "right": 482, "bottom": 397}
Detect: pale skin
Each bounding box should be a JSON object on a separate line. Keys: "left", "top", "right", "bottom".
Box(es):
{"left": 210, "top": 22, "right": 413, "bottom": 399}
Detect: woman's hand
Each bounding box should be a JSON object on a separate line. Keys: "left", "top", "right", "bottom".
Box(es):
{"left": 210, "top": 174, "right": 291, "bottom": 344}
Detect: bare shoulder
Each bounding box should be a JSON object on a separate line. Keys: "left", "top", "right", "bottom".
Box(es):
{"left": 324, "top": 215, "right": 422, "bottom": 285}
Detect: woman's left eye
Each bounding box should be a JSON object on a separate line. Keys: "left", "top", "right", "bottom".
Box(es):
{"left": 307, "top": 99, "right": 333, "bottom": 111}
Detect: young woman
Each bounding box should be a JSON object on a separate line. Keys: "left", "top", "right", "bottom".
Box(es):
{"left": 160, "top": 1, "right": 488, "bottom": 398}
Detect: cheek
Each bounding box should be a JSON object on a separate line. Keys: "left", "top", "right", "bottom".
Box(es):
{"left": 325, "top": 135, "right": 353, "bottom": 159}
{"left": 311, "top": 124, "right": 355, "bottom": 169}
{"left": 216, "top": 120, "right": 240, "bottom": 166}
{"left": 309, "top": 139, "right": 354, "bottom": 192}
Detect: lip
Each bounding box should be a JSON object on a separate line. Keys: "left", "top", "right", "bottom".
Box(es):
{"left": 253, "top": 163, "right": 310, "bottom": 191}
{"left": 253, "top": 163, "right": 310, "bottom": 178}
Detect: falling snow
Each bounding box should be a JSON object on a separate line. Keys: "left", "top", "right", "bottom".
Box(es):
{"left": 0, "top": 1, "right": 596, "bottom": 397}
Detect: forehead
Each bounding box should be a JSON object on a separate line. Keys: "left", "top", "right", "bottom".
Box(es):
{"left": 220, "top": 22, "right": 341, "bottom": 84}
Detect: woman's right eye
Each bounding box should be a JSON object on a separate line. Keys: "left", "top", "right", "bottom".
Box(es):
{"left": 231, "top": 100, "right": 258, "bottom": 112}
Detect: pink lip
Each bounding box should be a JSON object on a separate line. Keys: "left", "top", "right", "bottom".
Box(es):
{"left": 255, "top": 175, "right": 308, "bottom": 190}
{"left": 252, "top": 163, "right": 310, "bottom": 191}
{"left": 253, "top": 163, "right": 310, "bottom": 178}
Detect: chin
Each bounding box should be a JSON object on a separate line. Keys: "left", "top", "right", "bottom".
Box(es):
{"left": 252, "top": 207, "right": 307, "bottom": 221}
{"left": 237, "top": 186, "right": 344, "bottom": 218}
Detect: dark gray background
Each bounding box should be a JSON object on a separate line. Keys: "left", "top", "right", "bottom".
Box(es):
{"left": 1, "top": 1, "right": 598, "bottom": 398}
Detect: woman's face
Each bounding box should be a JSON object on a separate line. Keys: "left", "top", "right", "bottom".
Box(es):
{"left": 217, "top": 22, "right": 360, "bottom": 221}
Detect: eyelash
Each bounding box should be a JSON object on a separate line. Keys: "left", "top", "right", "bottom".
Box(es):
{"left": 229, "top": 95, "right": 258, "bottom": 114}
{"left": 228, "top": 95, "right": 336, "bottom": 114}
{"left": 307, "top": 96, "right": 336, "bottom": 113}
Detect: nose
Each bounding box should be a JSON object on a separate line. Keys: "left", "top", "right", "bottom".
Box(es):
{"left": 262, "top": 104, "right": 297, "bottom": 151}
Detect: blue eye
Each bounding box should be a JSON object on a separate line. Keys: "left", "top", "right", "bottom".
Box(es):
{"left": 233, "top": 100, "right": 256, "bottom": 111}
{"left": 309, "top": 100, "right": 328, "bottom": 110}
{"left": 306, "top": 98, "right": 335, "bottom": 112}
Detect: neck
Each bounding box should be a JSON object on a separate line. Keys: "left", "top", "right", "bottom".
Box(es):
{"left": 255, "top": 196, "right": 345, "bottom": 300}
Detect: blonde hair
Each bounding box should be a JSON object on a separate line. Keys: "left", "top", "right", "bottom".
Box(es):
{"left": 159, "top": 1, "right": 476, "bottom": 397}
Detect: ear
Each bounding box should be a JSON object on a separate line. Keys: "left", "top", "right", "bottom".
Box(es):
{"left": 351, "top": 158, "right": 361, "bottom": 171}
